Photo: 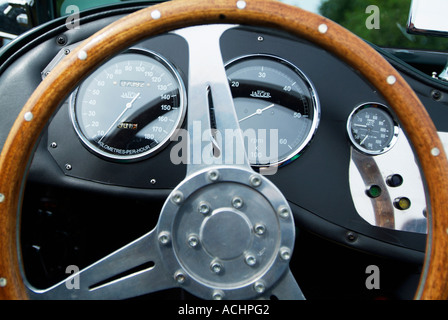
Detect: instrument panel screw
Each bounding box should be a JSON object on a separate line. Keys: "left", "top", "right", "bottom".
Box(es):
{"left": 65, "top": 163, "right": 72, "bottom": 171}
{"left": 56, "top": 35, "right": 67, "bottom": 45}
{"left": 0, "top": 194, "right": 5, "bottom": 203}
{"left": 431, "top": 90, "right": 442, "bottom": 101}
{"left": 150, "top": 179, "right": 156, "bottom": 185}
{"left": 346, "top": 231, "right": 357, "bottom": 242}
{"left": 0, "top": 278, "right": 7, "bottom": 287}
{"left": 257, "top": 36, "right": 264, "bottom": 42}
{"left": 50, "top": 142, "right": 58, "bottom": 148}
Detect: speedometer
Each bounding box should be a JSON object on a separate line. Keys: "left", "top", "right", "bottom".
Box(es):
{"left": 70, "top": 49, "right": 186, "bottom": 161}
{"left": 226, "top": 55, "right": 320, "bottom": 167}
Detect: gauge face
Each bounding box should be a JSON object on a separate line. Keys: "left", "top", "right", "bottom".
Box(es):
{"left": 70, "top": 49, "right": 186, "bottom": 161}
{"left": 226, "top": 55, "right": 320, "bottom": 167}
{"left": 347, "top": 103, "right": 399, "bottom": 155}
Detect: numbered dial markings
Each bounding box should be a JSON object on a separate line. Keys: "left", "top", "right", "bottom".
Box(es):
{"left": 347, "top": 103, "right": 399, "bottom": 155}
{"left": 71, "top": 50, "right": 186, "bottom": 161}
{"left": 226, "top": 55, "right": 320, "bottom": 167}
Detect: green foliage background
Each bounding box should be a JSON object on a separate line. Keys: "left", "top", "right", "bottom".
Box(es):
{"left": 319, "top": 0, "right": 448, "bottom": 51}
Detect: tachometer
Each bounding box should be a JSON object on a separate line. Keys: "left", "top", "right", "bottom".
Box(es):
{"left": 226, "top": 54, "right": 320, "bottom": 167}
{"left": 70, "top": 49, "right": 186, "bottom": 161}
{"left": 347, "top": 102, "right": 399, "bottom": 155}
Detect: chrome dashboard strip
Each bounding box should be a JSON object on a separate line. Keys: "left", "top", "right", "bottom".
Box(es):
{"left": 349, "top": 128, "right": 440, "bottom": 234}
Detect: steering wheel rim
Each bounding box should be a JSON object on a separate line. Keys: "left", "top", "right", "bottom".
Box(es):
{"left": 1, "top": 0, "right": 448, "bottom": 300}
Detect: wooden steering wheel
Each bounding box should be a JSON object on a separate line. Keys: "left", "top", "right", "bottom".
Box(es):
{"left": 1, "top": 0, "right": 448, "bottom": 299}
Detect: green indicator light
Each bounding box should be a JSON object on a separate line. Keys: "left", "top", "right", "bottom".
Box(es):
{"left": 366, "top": 185, "right": 382, "bottom": 198}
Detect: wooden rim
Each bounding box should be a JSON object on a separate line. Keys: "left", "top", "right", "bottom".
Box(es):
{"left": 1, "top": 0, "right": 447, "bottom": 300}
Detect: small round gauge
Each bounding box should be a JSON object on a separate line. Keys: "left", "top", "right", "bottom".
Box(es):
{"left": 347, "top": 103, "right": 399, "bottom": 155}
{"left": 226, "top": 55, "right": 320, "bottom": 167}
{"left": 70, "top": 49, "right": 186, "bottom": 161}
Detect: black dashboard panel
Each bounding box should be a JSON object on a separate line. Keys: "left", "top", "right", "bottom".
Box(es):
{"left": 45, "top": 33, "right": 189, "bottom": 189}
{"left": 25, "top": 23, "right": 428, "bottom": 256}
{"left": 220, "top": 26, "right": 428, "bottom": 255}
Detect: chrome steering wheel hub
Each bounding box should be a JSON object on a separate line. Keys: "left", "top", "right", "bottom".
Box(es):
{"left": 157, "top": 166, "right": 295, "bottom": 300}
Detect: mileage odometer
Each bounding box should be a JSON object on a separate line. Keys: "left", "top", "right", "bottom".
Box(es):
{"left": 347, "top": 103, "right": 399, "bottom": 155}
{"left": 70, "top": 50, "right": 186, "bottom": 161}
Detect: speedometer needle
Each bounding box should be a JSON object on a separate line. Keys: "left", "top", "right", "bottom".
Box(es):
{"left": 99, "top": 92, "right": 141, "bottom": 142}
{"left": 239, "top": 103, "right": 275, "bottom": 123}
{"left": 360, "top": 134, "right": 369, "bottom": 145}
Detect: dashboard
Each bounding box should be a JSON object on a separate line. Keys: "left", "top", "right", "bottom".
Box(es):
{"left": 1, "top": 3, "right": 448, "bottom": 298}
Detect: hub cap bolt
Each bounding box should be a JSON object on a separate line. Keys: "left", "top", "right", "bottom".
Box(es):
{"left": 171, "top": 191, "right": 184, "bottom": 205}
{"left": 207, "top": 169, "right": 220, "bottom": 182}
{"left": 158, "top": 232, "right": 171, "bottom": 245}
{"left": 210, "top": 261, "right": 224, "bottom": 274}
{"left": 212, "top": 290, "right": 224, "bottom": 300}
{"left": 279, "top": 247, "right": 292, "bottom": 261}
{"left": 254, "top": 223, "right": 266, "bottom": 235}
{"left": 232, "top": 196, "right": 244, "bottom": 209}
{"left": 174, "top": 270, "right": 186, "bottom": 284}
{"left": 249, "top": 174, "right": 262, "bottom": 187}
{"left": 278, "top": 205, "right": 290, "bottom": 219}
{"left": 187, "top": 234, "right": 200, "bottom": 248}
{"left": 245, "top": 254, "right": 257, "bottom": 267}
{"left": 254, "top": 281, "right": 266, "bottom": 294}
{"left": 198, "top": 201, "right": 211, "bottom": 215}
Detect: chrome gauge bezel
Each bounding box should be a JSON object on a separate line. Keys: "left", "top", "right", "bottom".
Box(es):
{"left": 347, "top": 102, "right": 400, "bottom": 155}
{"left": 225, "top": 54, "right": 321, "bottom": 168}
{"left": 69, "top": 48, "right": 187, "bottom": 162}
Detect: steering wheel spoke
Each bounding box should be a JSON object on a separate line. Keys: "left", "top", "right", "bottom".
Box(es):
{"left": 265, "top": 269, "right": 305, "bottom": 300}
{"left": 27, "top": 229, "right": 174, "bottom": 300}
{"left": 175, "top": 25, "right": 251, "bottom": 176}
